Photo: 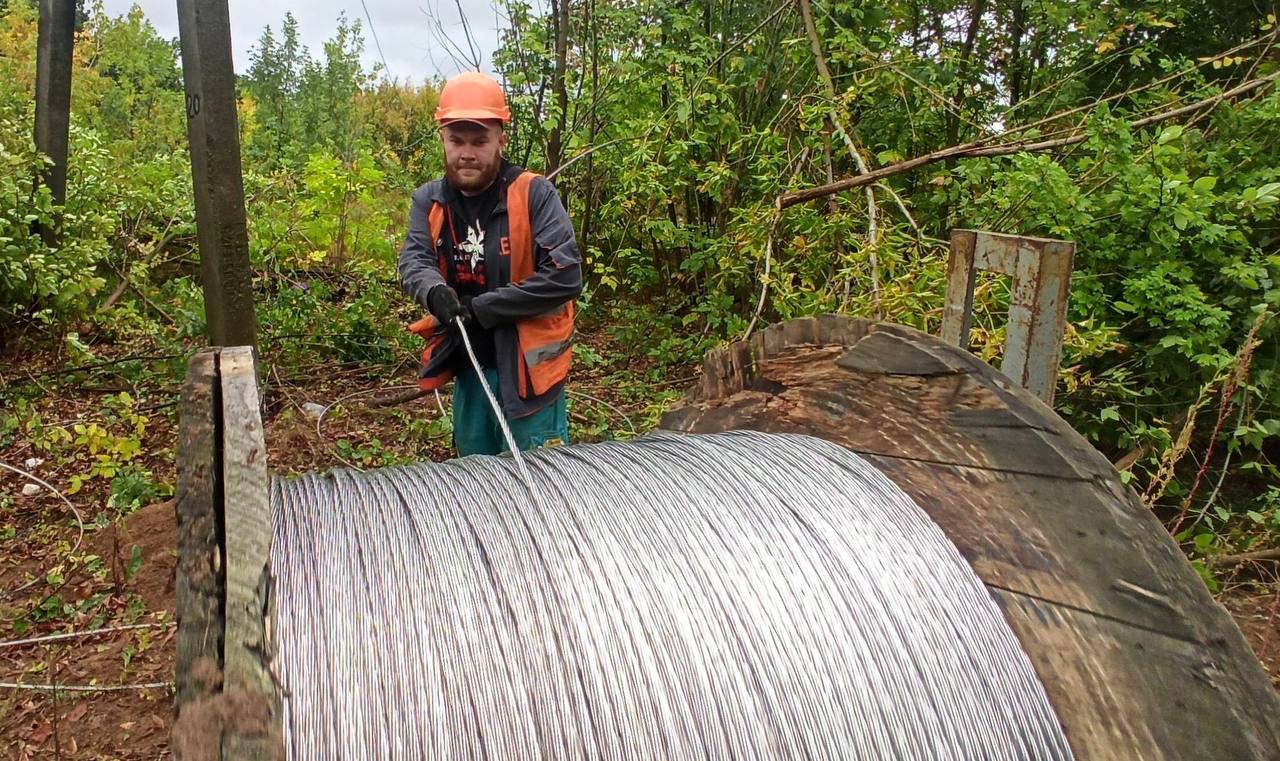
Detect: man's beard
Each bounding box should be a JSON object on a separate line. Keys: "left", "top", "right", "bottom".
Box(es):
{"left": 446, "top": 160, "right": 501, "bottom": 194}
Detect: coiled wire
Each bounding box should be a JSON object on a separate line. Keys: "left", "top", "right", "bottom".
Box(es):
{"left": 269, "top": 431, "right": 1073, "bottom": 760}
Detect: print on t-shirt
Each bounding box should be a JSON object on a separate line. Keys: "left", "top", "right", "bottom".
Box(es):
{"left": 455, "top": 221, "right": 487, "bottom": 287}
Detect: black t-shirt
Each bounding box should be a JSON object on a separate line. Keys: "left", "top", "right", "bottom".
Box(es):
{"left": 448, "top": 180, "right": 501, "bottom": 368}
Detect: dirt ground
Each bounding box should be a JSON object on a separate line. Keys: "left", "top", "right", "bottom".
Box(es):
{"left": 1223, "top": 588, "right": 1280, "bottom": 688}
{"left": 1, "top": 499, "right": 177, "bottom": 760}
{"left": 1, "top": 327, "right": 1276, "bottom": 758}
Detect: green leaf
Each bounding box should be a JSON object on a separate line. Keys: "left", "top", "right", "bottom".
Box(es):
{"left": 1193, "top": 533, "right": 1214, "bottom": 553}
{"left": 1099, "top": 406, "right": 1120, "bottom": 422}
{"left": 1157, "top": 125, "right": 1184, "bottom": 144}
{"left": 1191, "top": 560, "right": 1219, "bottom": 592}
{"left": 1192, "top": 176, "right": 1218, "bottom": 192}
{"left": 126, "top": 545, "right": 143, "bottom": 582}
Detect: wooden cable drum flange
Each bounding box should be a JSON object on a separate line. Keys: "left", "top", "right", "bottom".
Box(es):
{"left": 659, "top": 315, "right": 1280, "bottom": 760}
{"left": 174, "top": 347, "right": 283, "bottom": 760}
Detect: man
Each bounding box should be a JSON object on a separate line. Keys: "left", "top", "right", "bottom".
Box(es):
{"left": 399, "top": 71, "right": 582, "bottom": 456}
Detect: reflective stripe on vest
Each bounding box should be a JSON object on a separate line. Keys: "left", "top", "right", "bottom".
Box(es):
{"left": 506, "top": 172, "right": 575, "bottom": 399}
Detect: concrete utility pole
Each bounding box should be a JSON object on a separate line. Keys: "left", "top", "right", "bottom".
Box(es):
{"left": 34, "top": 0, "right": 75, "bottom": 245}
{"left": 176, "top": 0, "right": 258, "bottom": 349}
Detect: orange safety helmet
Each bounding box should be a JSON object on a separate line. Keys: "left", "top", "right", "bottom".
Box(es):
{"left": 435, "top": 72, "right": 511, "bottom": 125}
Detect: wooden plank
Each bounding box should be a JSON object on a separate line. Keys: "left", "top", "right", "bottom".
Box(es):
{"left": 219, "top": 347, "right": 281, "bottom": 758}
{"left": 175, "top": 349, "right": 223, "bottom": 707}
{"left": 671, "top": 346, "right": 1100, "bottom": 480}
{"left": 862, "top": 455, "right": 1204, "bottom": 641}
{"left": 992, "top": 589, "right": 1280, "bottom": 760}
{"left": 835, "top": 330, "right": 963, "bottom": 376}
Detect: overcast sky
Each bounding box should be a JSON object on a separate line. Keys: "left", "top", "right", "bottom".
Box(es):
{"left": 100, "top": 0, "right": 508, "bottom": 85}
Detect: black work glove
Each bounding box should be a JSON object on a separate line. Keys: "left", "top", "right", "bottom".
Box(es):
{"left": 427, "top": 285, "right": 467, "bottom": 325}
{"left": 460, "top": 295, "right": 480, "bottom": 325}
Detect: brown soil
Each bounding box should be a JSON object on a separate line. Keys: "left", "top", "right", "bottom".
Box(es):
{"left": 90, "top": 500, "right": 178, "bottom": 614}
{"left": 2, "top": 501, "right": 178, "bottom": 761}
{"left": 1223, "top": 588, "right": 1280, "bottom": 688}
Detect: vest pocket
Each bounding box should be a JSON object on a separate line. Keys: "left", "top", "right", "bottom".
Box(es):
{"left": 517, "top": 304, "right": 575, "bottom": 398}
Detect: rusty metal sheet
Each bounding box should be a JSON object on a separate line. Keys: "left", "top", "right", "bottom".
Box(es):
{"left": 939, "top": 230, "right": 1075, "bottom": 404}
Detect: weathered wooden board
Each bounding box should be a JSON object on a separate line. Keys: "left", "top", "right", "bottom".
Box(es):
{"left": 174, "top": 348, "right": 281, "bottom": 761}
{"left": 176, "top": 349, "right": 222, "bottom": 706}
{"left": 661, "top": 316, "right": 1280, "bottom": 761}
{"left": 219, "top": 347, "right": 281, "bottom": 759}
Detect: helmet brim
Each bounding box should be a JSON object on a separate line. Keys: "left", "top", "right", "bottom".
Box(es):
{"left": 436, "top": 110, "right": 509, "bottom": 126}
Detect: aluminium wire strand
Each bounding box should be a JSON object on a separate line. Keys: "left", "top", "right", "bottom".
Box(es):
{"left": 269, "top": 430, "right": 1074, "bottom": 760}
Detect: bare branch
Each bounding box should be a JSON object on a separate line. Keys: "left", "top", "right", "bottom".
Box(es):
{"left": 779, "top": 70, "right": 1280, "bottom": 209}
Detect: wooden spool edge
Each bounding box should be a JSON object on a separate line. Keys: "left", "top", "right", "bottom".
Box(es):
{"left": 173, "top": 347, "right": 282, "bottom": 761}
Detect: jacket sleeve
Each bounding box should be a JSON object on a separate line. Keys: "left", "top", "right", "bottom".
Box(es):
{"left": 471, "top": 177, "right": 582, "bottom": 328}
{"left": 398, "top": 186, "right": 446, "bottom": 311}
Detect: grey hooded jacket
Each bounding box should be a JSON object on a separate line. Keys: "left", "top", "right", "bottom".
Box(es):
{"left": 398, "top": 161, "right": 582, "bottom": 419}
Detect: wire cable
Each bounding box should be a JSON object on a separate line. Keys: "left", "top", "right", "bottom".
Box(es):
{"left": 269, "top": 430, "right": 1074, "bottom": 760}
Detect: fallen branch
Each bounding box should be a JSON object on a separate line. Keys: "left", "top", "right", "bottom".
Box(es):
{"left": 1209, "top": 547, "right": 1280, "bottom": 567}
{"left": 0, "top": 680, "right": 172, "bottom": 692}
{"left": 95, "top": 277, "right": 130, "bottom": 314}
{"left": 0, "top": 622, "right": 174, "bottom": 650}
{"left": 368, "top": 386, "right": 428, "bottom": 407}
{"left": 779, "top": 70, "right": 1280, "bottom": 209}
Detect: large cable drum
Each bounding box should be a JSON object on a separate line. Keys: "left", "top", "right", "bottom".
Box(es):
{"left": 173, "top": 320, "right": 1280, "bottom": 760}
{"left": 659, "top": 316, "right": 1280, "bottom": 760}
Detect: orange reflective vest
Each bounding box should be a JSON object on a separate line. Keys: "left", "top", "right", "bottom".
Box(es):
{"left": 408, "top": 171, "right": 575, "bottom": 406}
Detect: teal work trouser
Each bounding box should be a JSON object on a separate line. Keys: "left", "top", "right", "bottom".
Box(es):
{"left": 452, "top": 367, "right": 569, "bottom": 456}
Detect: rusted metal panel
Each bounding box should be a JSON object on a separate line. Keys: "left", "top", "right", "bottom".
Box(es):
{"left": 661, "top": 316, "right": 1280, "bottom": 760}
{"left": 940, "top": 230, "right": 977, "bottom": 346}
{"left": 941, "top": 230, "right": 1075, "bottom": 405}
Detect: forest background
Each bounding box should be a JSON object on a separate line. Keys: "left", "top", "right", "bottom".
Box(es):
{"left": 1, "top": 0, "right": 1278, "bottom": 605}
